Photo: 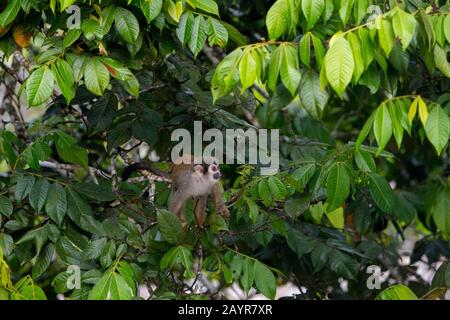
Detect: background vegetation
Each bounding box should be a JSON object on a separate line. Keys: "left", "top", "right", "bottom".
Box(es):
{"left": 0, "top": 0, "right": 449, "bottom": 300}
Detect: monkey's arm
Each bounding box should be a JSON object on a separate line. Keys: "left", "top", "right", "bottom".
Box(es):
{"left": 212, "top": 184, "right": 229, "bottom": 219}
{"left": 193, "top": 196, "right": 207, "bottom": 226}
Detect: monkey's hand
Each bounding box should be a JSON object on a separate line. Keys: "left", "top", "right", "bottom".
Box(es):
{"left": 217, "top": 205, "right": 230, "bottom": 220}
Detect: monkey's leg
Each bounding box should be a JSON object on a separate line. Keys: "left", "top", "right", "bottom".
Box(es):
{"left": 193, "top": 196, "right": 207, "bottom": 227}
{"left": 211, "top": 184, "right": 230, "bottom": 219}
{"left": 169, "top": 191, "right": 188, "bottom": 230}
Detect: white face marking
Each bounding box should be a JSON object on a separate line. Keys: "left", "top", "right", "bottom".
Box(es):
{"left": 188, "top": 164, "right": 220, "bottom": 197}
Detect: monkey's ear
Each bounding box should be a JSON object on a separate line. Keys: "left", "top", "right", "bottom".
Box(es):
{"left": 194, "top": 164, "right": 205, "bottom": 173}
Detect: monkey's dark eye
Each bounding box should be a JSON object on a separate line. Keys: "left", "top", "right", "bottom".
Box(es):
{"left": 211, "top": 165, "right": 218, "bottom": 172}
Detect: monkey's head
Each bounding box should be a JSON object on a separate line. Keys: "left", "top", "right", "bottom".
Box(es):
{"left": 193, "top": 161, "right": 221, "bottom": 182}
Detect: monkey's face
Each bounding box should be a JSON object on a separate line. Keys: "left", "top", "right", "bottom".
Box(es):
{"left": 193, "top": 163, "right": 221, "bottom": 182}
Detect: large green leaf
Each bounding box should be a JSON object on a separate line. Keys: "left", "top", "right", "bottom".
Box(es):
{"left": 299, "top": 69, "right": 329, "bottom": 117}
{"left": 88, "top": 270, "right": 135, "bottom": 300}
{"left": 279, "top": 43, "right": 301, "bottom": 96}
{"left": 424, "top": 105, "right": 449, "bottom": 155}
{"left": 367, "top": 173, "right": 395, "bottom": 213}
{"left": 376, "top": 284, "right": 417, "bottom": 300}
{"left": 432, "top": 187, "right": 450, "bottom": 237}
{"left": 239, "top": 49, "right": 257, "bottom": 92}
{"left": 29, "top": 179, "right": 50, "bottom": 213}
{"left": 51, "top": 59, "right": 75, "bottom": 104}
{"left": 84, "top": 57, "right": 110, "bottom": 96}
{"left": 141, "top": 0, "right": 163, "bottom": 24}
{"left": 373, "top": 104, "right": 393, "bottom": 152}
{"left": 302, "top": 0, "right": 324, "bottom": 30}
{"left": 0, "top": 1, "right": 20, "bottom": 27}
{"left": 392, "top": 8, "right": 417, "bottom": 50}
{"left": 253, "top": 261, "right": 276, "bottom": 299}
{"left": 325, "top": 36, "right": 354, "bottom": 97}
{"left": 266, "top": 0, "right": 288, "bottom": 40}
{"left": 45, "top": 184, "right": 67, "bottom": 226}
{"left": 0, "top": 196, "right": 13, "bottom": 218}
{"left": 378, "top": 17, "right": 395, "bottom": 57}
{"left": 26, "top": 66, "right": 55, "bottom": 107}
{"left": 114, "top": 7, "right": 140, "bottom": 43}
{"left": 187, "top": 0, "right": 219, "bottom": 16}
{"left": 326, "top": 162, "right": 350, "bottom": 211}
{"left": 188, "top": 15, "right": 207, "bottom": 57}
{"left": 157, "top": 210, "right": 183, "bottom": 244}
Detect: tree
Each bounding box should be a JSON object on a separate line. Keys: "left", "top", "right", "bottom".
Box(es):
{"left": 0, "top": 0, "right": 449, "bottom": 300}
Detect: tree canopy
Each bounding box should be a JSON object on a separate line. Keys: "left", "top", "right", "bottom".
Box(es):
{"left": 0, "top": 0, "right": 449, "bottom": 300}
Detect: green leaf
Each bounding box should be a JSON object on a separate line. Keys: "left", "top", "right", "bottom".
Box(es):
{"left": 72, "top": 183, "right": 116, "bottom": 202}
{"left": 433, "top": 44, "right": 450, "bottom": 78}
{"left": 258, "top": 180, "right": 272, "bottom": 207}
{"left": 354, "top": 0, "right": 368, "bottom": 25}
{"left": 0, "top": 196, "right": 13, "bottom": 218}
{"left": 240, "top": 258, "right": 254, "bottom": 294}
{"left": 253, "top": 261, "right": 276, "bottom": 299}
{"left": 157, "top": 210, "right": 183, "bottom": 244}
{"left": 0, "top": 1, "right": 20, "bottom": 27}
{"left": 26, "top": 66, "right": 55, "bottom": 107}
{"left": 11, "top": 277, "right": 47, "bottom": 300}
{"left": 432, "top": 187, "right": 450, "bottom": 236}
{"left": 239, "top": 49, "right": 257, "bottom": 92}
{"left": 206, "top": 17, "right": 228, "bottom": 47}
{"left": 367, "top": 173, "right": 395, "bottom": 213}
{"left": 388, "top": 101, "right": 404, "bottom": 148}
{"left": 84, "top": 238, "right": 108, "bottom": 260}
{"left": 246, "top": 197, "right": 259, "bottom": 224}
{"left": 299, "top": 33, "right": 311, "bottom": 67}
{"left": 424, "top": 105, "right": 450, "bottom": 155}
{"left": 392, "top": 8, "right": 417, "bottom": 51}
{"left": 302, "top": 0, "right": 324, "bottom": 30}
{"left": 84, "top": 57, "right": 110, "bottom": 96}
{"left": 66, "top": 187, "right": 92, "bottom": 226}
{"left": 0, "top": 233, "right": 14, "bottom": 257}
{"left": 327, "top": 207, "right": 344, "bottom": 229}
{"left": 29, "top": 179, "right": 50, "bottom": 213}
{"left": 311, "top": 34, "right": 325, "bottom": 68}
{"left": 279, "top": 43, "right": 301, "bottom": 96}
{"left": 45, "top": 184, "right": 67, "bottom": 226}
{"left": 286, "top": 228, "right": 315, "bottom": 256}
{"left": 188, "top": 15, "right": 207, "bottom": 57}
{"left": 114, "top": 7, "right": 140, "bottom": 43}
{"left": 325, "top": 36, "right": 354, "bottom": 97}
{"left": 176, "top": 12, "right": 195, "bottom": 44}
{"left": 88, "top": 270, "right": 134, "bottom": 300}
{"left": 378, "top": 17, "right": 395, "bottom": 57}
{"left": 299, "top": 69, "right": 329, "bottom": 118}
{"left": 266, "top": 0, "right": 288, "bottom": 40}
{"left": 51, "top": 59, "right": 75, "bottom": 104}
{"left": 347, "top": 32, "right": 364, "bottom": 83}
{"left": 187, "top": 0, "right": 219, "bottom": 16}
{"left": 376, "top": 284, "right": 418, "bottom": 300}
{"left": 15, "top": 175, "right": 35, "bottom": 201}
{"left": 268, "top": 176, "right": 287, "bottom": 200}
{"left": 63, "top": 29, "right": 82, "bottom": 49}
{"left": 292, "top": 163, "right": 316, "bottom": 188}
{"left": 141, "top": 0, "right": 163, "bottom": 24}
{"left": 211, "top": 48, "right": 242, "bottom": 102}
{"left": 32, "top": 243, "right": 55, "bottom": 278}
{"left": 60, "top": 0, "right": 77, "bottom": 12}
{"left": 55, "top": 132, "right": 89, "bottom": 168}
{"left": 373, "top": 104, "right": 393, "bottom": 152}
{"left": 326, "top": 162, "right": 350, "bottom": 211}
{"left": 222, "top": 21, "right": 247, "bottom": 46}
{"left": 339, "top": 0, "right": 354, "bottom": 26}
{"left": 354, "top": 149, "right": 376, "bottom": 172}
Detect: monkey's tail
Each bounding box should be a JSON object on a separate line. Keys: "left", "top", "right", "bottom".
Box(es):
{"left": 121, "top": 163, "right": 170, "bottom": 181}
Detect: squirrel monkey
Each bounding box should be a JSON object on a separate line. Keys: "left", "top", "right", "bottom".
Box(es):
{"left": 122, "top": 155, "right": 229, "bottom": 229}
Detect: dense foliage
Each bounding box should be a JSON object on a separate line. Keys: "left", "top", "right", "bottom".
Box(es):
{"left": 0, "top": 0, "right": 449, "bottom": 300}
